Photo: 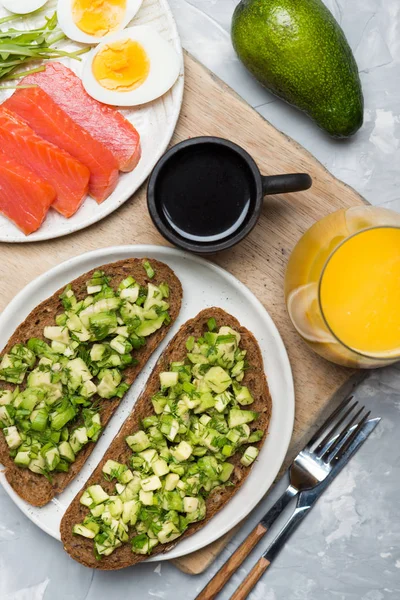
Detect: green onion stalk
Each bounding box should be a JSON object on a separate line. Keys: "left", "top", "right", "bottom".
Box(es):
{"left": 0, "top": 11, "right": 89, "bottom": 85}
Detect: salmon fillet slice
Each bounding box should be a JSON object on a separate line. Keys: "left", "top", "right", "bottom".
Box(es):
{"left": 0, "top": 107, "right": 90, "bottom": 218}
{"left": 5, "top": 88, "right": 119, "bottom": 204}
{"left": 23, "top": 62, "right": 142, "bottom": 172}
{"left": 0, "top": 152, "right": 56, "bottom": 235}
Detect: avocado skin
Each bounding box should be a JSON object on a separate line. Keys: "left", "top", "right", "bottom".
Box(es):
{"left": 231, "top": 0, "right": 364, "bottom": 138}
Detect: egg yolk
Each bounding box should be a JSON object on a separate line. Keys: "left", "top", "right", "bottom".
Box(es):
{"left": 72, "top": 0, "right": 127, "bottom": 37}
{"left": 92, "top": 39, "right": 150, "bottom": 92}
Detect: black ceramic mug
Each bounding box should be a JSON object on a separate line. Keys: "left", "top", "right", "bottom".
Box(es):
{"left": 147, "top": 136, "right": 312, "bottom": 254}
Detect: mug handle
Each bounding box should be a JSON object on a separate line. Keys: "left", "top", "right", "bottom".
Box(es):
{"left": 262, "top": 173, "right": 312, "bottom": 195}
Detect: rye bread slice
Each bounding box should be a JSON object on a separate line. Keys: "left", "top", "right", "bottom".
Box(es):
{"left": 0, "top": 258, "right": 182, "bottom": 507}
{"left": 60, "top": 308, "right": 272, "bottom": 569}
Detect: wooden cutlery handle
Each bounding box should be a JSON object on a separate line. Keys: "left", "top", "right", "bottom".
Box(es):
{"left": 230, "top": 557, "right": 271, "bottom": 600}
{"left": 195, "top": 523, "right": 267, "bottom": 600}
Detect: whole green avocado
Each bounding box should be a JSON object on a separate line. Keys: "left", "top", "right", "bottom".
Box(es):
{"left": 231, "top": 0, "right": 364, "bottom": 138}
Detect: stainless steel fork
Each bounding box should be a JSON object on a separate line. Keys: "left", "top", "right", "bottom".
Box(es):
{"left": 195, "top": 396, "right": 371, "bottom": 600}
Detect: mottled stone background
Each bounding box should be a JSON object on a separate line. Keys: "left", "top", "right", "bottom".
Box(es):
{"left": 1, "top": 1, "right": 399, "bottom": 599}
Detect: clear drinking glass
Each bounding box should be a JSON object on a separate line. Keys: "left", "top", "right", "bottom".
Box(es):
{"left": 285, "top": 206, "right": 400, "bottom": 368}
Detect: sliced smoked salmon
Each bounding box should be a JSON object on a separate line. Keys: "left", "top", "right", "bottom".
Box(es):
{"left": 0, "top": 107, "right": 90, "bottom": 218}
{"left": 24, "top": 62, "right": 142, "bottom": 172}
{"left": 0, "top": 152, "right": 56, "bottom": 235}
{"left": 5, "top": 88, "right": 119, "bottom": 204}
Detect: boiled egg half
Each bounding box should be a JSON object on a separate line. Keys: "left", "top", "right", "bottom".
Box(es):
{"left": 1, "top": 0, "right": 48, "bottom": 13}
{"left": 82, "top": 26, "right": 181, "bottom": 106}
{"left": 57, "top": 0, "right": 142, "bottom": 44}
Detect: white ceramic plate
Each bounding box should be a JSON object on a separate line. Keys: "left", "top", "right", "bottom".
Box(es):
{"left": 0, "top": 246, "right": 295, "bottom": 561}
{"left": 0, "top": 0, "right": 184, "bottom": 243}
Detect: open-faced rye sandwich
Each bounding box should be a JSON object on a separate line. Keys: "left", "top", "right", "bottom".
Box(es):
{"left": 61, "top": 308, "right": 272, "bottom": 569}
{"left": 0, "top": 258, "right": 182, "bottom": 506}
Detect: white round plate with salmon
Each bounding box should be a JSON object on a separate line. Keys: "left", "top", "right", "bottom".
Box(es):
{"left": 0, "top": 0, "right": 184, "bottom": 242}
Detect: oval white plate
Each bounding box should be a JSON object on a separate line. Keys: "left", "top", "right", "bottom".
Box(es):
{"left": 0, "top": 0, "right": 184, "bottom": 242}
{"left": 0, "top": 246, "right": 294, "bottom": 561}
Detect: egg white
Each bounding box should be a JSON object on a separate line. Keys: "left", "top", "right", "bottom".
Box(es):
{"left": 57, "top": 0, "right": 142, "bottom": 45}
{"left": 82, "top": 26, "right": 182, "bottom": 107}
{"left": 1, "top": 0, "right": 48, "bottom": 13}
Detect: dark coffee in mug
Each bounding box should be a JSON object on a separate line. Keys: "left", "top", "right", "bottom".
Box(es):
{"left": 156, "top": 143, "right": 256, "bottom": 243}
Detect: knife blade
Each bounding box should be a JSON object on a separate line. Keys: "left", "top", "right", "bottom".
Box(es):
{"left": 264, "top": 416, "right": 380, "bottom": 563}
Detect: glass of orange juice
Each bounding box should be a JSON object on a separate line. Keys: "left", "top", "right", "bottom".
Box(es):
{"left": 285, "top": 206, "right": 400, "bottom": 368}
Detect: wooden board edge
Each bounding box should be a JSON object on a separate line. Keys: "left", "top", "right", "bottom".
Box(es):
{"left": 172, "top": 527, "right": 240, "bottom": 575}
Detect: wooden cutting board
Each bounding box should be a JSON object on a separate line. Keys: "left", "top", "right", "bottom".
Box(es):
{"left": 0, "top": 53, "right": 366, "bottom": 574}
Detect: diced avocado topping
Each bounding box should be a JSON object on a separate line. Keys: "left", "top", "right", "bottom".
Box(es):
{"left": 0, "top": 390, "right": 13, "bottom": 406}
{"left": 44, "top": 326, "right": 71, "bottom": 345}
{"left": 97, "top": 369, "right": 122, "bottom": 399}
{"left": 126, "top": 431, "right": 150, "bottom": 453}
{"left": 73, "top": 524, "right": 97, "bottom": 539}
{"left": 73, "top": 322, "right": 264, "bottom": 560}
{"left": 102, "top": 459, "right": 128, "bottom": 482}
{"left": 233, "top": 383, "right": 254, "bottom": 406}
{"left": 204, "top": 367, "right": 232, "bottom": 394}
{"left": 15, "top": 450, "right": 30, "bottom": 467}
{"left": 87, "top": 485, "right": 110, "bottom": 506}
{"left": 240, "top": 446, "right": 259, "bottom": 467}
{"left": 135, "top": 315, "right": 166, "bottom": 338}
{"left": 160, "top": 372, "right": 179, "bottom": 389}
{"left": 228, "top": 408, "right": 258, "bottom": 429}
{"left": 0, "top": 405, "right": 14, "bottom": 428}
{"left": 0, "top": 345, "right": 35, "bottom": 384}
{"left": 207, "top": 317, "right": 217, "bottom": 332}
{"left": 139, "top": 489, "right": 154, "bottom": 506}
{"left": 59, "top": 441, "right": 75, "bottom": 463}
{"left": 4, "top": 426, "right": 22, "bottom": 449}
{"left": 45, "top": 446, "right": 60, "bottom": 471}
{"left": 0, "top": 270, "right": 172, "bottom": 480}
{"left": 248, "top": 430, "right": 264, "bottom": 443}
{"left": 141, "top": 475, "right": 162, "bottom": 491}
{"left": 165, "top": 472, "right": 179, "bottom": 491}
{"left": 143, "top": 260, "right": 155, "bottom": 279}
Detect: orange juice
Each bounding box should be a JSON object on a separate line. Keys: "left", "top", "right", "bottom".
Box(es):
{"left": 285, "top": 207, "right": 400, "bottom": 368}
{"left": 320, "top": 228, "right": 400, "bottom": 358}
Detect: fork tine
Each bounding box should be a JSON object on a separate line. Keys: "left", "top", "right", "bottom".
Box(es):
{"left": 306, "top": 396, "right": 354, "bottom": 449}
{"left": 321, "top": 406, "right": 366, "bottom": 463}
{"left": 314, "top": 400, "right": 358, "bottom": 456}
{"left": 333, "top": 410, "right": 371, "bottom": 463}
